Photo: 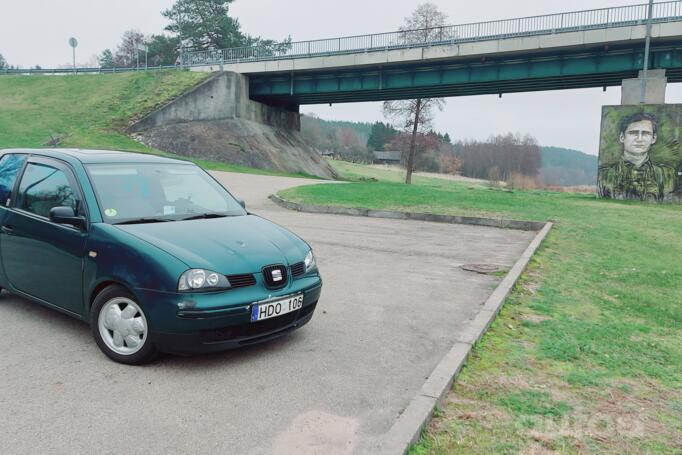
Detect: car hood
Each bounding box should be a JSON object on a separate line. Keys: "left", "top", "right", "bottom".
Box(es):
{"left": 114, "top": 215, "right": 309, "bottom": 274}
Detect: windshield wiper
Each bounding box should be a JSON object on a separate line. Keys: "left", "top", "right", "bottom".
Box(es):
{"left": 180, "top": 213, "right": 230, "bottom": 221}
{"left": 114, "top": 218, "right": 174, "bottom": 225}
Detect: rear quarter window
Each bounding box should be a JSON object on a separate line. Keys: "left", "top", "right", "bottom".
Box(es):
{"left": 0, "top": 154, "right": 27, "bottom": 205}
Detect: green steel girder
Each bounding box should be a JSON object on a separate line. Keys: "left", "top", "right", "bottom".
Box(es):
{"left": 249, "top": 42, "right": 682, "bottom": 105}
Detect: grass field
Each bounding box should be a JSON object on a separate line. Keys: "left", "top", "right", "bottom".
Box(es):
{"left": 281, "top": 161, "right": 682, "bottom": 454}
{"left": 0, "top": 72, "right": 318, "bottom": 179}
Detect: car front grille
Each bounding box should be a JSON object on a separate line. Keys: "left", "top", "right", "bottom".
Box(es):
{"left": 290, "top": 261, "right": 305, "bottom": 277}
{"left": 262, "top": 264, "right": 288, "bottom": 289}
{"left": 199, "top": 302, "right": 318, "bottom": 343}
{"left": 226, "top": 273, "right": 257, "bottom": 289}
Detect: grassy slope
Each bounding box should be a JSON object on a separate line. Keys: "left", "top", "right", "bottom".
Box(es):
{"left": 0, "top": 72, "right": 318, "bottom": 179}
{"left": 281, "top": 161, "right": 682, "bottom": 454}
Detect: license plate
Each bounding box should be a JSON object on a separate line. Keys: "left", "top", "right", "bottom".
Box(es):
{"left": 250, "top": 294, "right": 303, "bottom": 322}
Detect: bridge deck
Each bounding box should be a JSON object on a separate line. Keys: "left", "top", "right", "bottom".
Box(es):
{"left": 193, "top": 23, "right": 682, "bottom": 105}
{"left": 185, "top": 3, "right": 682, "bottom": 105}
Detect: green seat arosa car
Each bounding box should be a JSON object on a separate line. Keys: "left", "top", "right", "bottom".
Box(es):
{"left": 0, "top": 149, "right": 321, "bottom": 364}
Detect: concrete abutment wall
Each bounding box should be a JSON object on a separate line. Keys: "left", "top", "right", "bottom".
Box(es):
{"left": 131, "top": 72, "right": 300, "bottom": 131}
{"left": 130, "top": 72, "right": 336, "bottom": 179}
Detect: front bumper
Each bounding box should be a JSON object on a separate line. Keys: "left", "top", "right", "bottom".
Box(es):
{"left": 153, "top": 300, "right": 317, "bottom": 354}
{"left": 135, "top": 275, "right": 322, "bottom": 355}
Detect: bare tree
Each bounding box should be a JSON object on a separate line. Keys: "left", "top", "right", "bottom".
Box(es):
{"left": 383, "top": 98, "right": 445, "bottom": 183}
{"left": 455, "top": 133, "right": 542, "bottom": 181}
{"left": 383, "top": 3, "right": 448, "bottom": 184}
{"left": 399, "top": 3, "right": 451, "bottom": 44}
{"left": 336, "top": 128, "right": 362, "bottom": 150}
{"left": 115, "top": 30, "right": 145, "bottom": 67}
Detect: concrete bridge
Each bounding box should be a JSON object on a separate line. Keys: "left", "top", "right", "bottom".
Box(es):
{"left": 183, "top": 1, "right": 682, "bottom": 107}
{"left": 132, "top": 2, "right": 682, "bottom": 179}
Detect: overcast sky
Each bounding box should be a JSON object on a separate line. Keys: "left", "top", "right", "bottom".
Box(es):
{"left": 1, "top": 0, "right": 680, "bottom": 154}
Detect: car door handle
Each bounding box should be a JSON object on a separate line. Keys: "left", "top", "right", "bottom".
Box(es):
{"left": 1, "top": 225, "right": 14, "bottom": 235}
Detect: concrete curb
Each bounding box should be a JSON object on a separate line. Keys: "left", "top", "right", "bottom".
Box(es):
{"left": 270, "top": 192, "right": 553, "bottom": 453}
{"left": 268, "top": 194, "right": 546, "bottom": 231}
{"left": 378, "top": 221, "right": 553, "bottom": 454}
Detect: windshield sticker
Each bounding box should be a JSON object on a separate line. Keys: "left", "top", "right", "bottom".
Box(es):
{"left": 163, "top": 206, "right": 176, "bottom": 215}
{"left": 104, "top": 208, "right": 118, "bottom": 217}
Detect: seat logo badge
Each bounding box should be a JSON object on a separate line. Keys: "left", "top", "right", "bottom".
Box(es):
{"left": 88, "top": 251, "right": 98, "bottom": 258}
{"left": 272, "top": 269, "right": 283, "bottom": 282}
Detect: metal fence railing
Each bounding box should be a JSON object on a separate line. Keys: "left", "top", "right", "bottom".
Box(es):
{"left": 182, "top": 0, "right": 682, "bottom": 66}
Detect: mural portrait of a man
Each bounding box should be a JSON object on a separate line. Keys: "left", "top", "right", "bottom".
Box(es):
{"left": 598, "top": 112, "right": 678, "bottom": 201}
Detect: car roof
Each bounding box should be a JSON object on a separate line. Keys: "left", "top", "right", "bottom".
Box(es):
{"left": 0, "top": 148, "right": 193, "bottom": 165}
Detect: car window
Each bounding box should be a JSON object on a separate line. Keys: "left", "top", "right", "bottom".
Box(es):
{"left": 86, "top": 163, "right": 245, "bottom": 222}
{"left": 159, "top": 168, "right": 230, "bottom": 212}
{"left": 16, "top": 162, "right": 77, "bottom": 218}
{"left": 0, "top": 154, "right": 27, "bottom": 206}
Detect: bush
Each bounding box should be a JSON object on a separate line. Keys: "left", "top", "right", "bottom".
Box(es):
{"left": 506, "top": 172, "right": 541, "bottom": 190}
{"left": 338, "top": 147, "right": 373, "bottom": 164}
{"left": 440, "top": 153, "right": 462, "bottom": 175}
{"left": 414, "top": 150, "right": 441, "bottom": 172}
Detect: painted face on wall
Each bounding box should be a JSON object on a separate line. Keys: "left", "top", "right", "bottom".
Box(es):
{"left": 619, "top": 119, "right": 657, "bottom": 158}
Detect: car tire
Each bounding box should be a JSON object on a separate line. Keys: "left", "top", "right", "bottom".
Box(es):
{"left": 91, "top": 285, "right": 158, "bottom": 365}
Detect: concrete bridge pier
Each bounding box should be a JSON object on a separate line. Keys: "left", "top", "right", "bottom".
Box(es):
{"left": 621, "top": 69, "right": 667, "bottom": 105}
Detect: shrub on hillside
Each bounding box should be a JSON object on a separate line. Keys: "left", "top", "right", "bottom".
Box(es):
{"left": 506, "top": 172, "right": 541, "bottom": 190}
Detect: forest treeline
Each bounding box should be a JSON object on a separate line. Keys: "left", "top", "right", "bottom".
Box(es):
{"left": 301, "top": 114, "right": 597, "bottom": 186}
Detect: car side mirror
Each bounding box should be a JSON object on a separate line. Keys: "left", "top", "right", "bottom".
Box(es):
{"left": 237, "top": 199, "right": 246, "bottom": 209}
{"left": 49, "top": 206, "right": 87, "bottom": 230}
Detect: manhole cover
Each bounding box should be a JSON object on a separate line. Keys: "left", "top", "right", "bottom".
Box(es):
{"left": 460, "top": 264, "right": 507, "bottom": 275}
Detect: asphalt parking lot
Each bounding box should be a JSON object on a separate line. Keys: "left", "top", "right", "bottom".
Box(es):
{"left": 0, "top": 172, "right": 535, "bottom": 454}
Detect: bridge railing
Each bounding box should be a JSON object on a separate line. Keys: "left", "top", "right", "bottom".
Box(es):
{"left": 182, "top": 0, "right": 682, "bottom": 66}
{"left": 3, "top": 1, "right": 680, "bottom": 75}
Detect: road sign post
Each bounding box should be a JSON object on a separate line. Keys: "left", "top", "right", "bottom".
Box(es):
{"left": 68, "top": 37, "right": 78, "bottom": 74}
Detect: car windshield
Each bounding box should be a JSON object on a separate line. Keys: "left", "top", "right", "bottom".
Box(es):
{"left": 85, "top": 163, "right": 246, "bottom": 223}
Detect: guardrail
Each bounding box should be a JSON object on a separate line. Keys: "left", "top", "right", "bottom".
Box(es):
{"left": 0, "top": 65, "right": 179, "bottom": 76}
{"left": 183, "top": 0, "right": 682, "bottom": 66}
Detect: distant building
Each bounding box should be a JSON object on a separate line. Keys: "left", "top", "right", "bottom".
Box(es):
{"left": 373, "top": 151, "right": 402, "bottom": 165}
{"left": 318, "top": 149, "right": 339, "bottom": 159}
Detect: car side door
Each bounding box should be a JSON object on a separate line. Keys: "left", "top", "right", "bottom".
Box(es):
{"left": 0, "top": 153, "right": 29, "bottom": 288}
{"left": 1, "top": 156, "right": 88, "bottom": 316}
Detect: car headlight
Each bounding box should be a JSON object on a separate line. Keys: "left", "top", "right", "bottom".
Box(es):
{"left": 304, "top": 249, "right": 316, "bottom": 272}
{"left": 178, "top": 269, "right": 231, "bottom": 291}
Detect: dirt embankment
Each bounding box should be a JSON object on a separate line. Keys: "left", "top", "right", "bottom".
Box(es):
{"left": 133, "top": 118, "right": 337, "bottom": 179}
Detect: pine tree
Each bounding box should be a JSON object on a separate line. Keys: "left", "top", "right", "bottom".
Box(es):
{"left": 162, "top": 0, "right": 290, "bottom": 55}
{"left": 147, "top": 35, "right": 181, "bottom": 66}
{"left": 98, "top": 49, "right": 114, "bottom": 68}
{"left": 367, "top": 122, "right": 399, "bottom": 151}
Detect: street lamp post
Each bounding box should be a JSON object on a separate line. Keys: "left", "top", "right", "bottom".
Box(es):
{"left": 136, "top": 42, "right": 148, "bottom": 71}
{"left": 640, "top": 0, "right": 655, "bottom": 104}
